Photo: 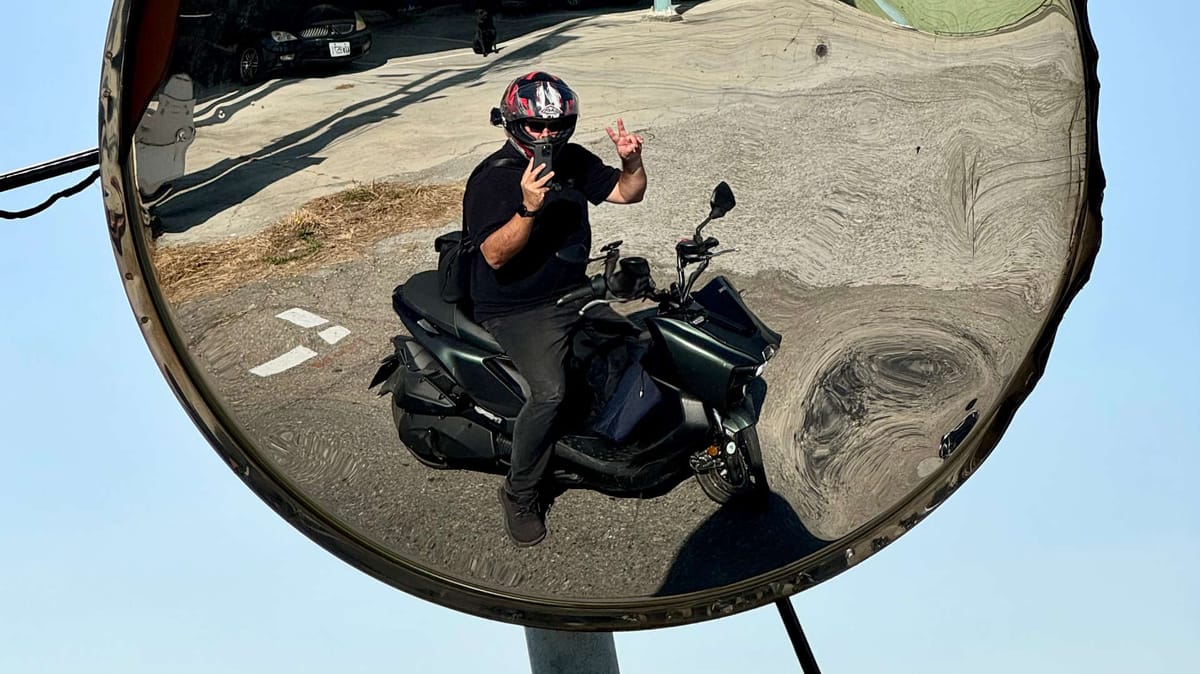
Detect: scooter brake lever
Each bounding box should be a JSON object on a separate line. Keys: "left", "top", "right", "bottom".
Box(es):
{"left": 578, "top": 298, "right": 622, "bottom": 315}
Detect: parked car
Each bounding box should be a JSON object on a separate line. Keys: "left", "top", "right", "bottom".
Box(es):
{"left": 170, "top": 1, "right": 371, "bottom": 85}
{"left": 236, "top": 4, "right": 372, "bottom": 83}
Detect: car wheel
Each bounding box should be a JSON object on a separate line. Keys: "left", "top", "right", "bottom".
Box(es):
{"left": 238, "top": 45, "right": 262, "bottom": 84}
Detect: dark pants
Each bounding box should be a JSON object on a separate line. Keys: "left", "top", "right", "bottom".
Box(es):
{"left": 483, "top": 300, "right": 633, "bottom": 503}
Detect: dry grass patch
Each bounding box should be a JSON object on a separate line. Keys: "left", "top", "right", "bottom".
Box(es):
{"left": 153, "top": 181, "right": 462, "bottom": 303}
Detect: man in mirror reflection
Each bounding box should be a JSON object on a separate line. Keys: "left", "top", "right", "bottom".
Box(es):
{"left": 464, "top": 71, "right": 647, "bottom": 546}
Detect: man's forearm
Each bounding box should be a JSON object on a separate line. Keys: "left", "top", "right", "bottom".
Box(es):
{"left": 480, "top": 213, "right": 535, "bottom": 269}
{"left": 617, "top": 157, "right": 647, "bottom": 203}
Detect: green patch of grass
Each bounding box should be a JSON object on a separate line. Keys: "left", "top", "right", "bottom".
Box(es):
{"left": 264, "top": 225, "right": 325, "bottom": 265}
{"left": 335, "top": 184, "right": 382, "bottom": 206}
{"left": 849, "top": 0, "right": 1050, "bottom": 35}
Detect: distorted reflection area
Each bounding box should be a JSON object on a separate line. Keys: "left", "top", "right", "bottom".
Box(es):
{"left": 118, "top": 0, "right": 1098, "bottom": 614}
{"left": 838, "top": 0, "right": 1054, "bottom": 34}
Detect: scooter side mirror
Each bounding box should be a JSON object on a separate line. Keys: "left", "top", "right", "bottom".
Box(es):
{"left": 694, "top": 181, "right": 737, "bottom": 241}
{"left": 708, "top": 181, "right": 736, "bottom": 219}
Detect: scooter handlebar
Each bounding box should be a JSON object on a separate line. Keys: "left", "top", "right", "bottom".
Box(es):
{"left": 556, "top": 275, "right": 606, "bottom": 306}
{"left": 556, "top": 286, "right": 594, "bottom": 306}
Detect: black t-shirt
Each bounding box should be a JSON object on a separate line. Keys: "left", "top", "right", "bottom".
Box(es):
{"left": 464, "top": 142, "right": 621, "bottom": 321}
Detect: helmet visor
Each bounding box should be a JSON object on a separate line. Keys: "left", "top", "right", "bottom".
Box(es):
{"left": 524, "top": 118, "right": 574, "bottom": 134}
{"left": 504, "top": 79, "right": 579, "bottom": 123}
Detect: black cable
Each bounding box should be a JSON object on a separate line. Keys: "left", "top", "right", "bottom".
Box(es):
{"left": 776, "top": 599, "right": 822, "bottom": 674}
{"left": 0, "top": 169, "right": 101, "bottom": 220}
{"left": 0, "top": 149, "right": 102, "bottom": 220}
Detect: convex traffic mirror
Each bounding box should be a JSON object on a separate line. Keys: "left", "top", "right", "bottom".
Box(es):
{"left": 99, "top": 0, "right": 1103, "bottom": 628}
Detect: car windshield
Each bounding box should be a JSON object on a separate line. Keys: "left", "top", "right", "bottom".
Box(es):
{"left": 301, "top": 4, "right": 353, "bottom": 24}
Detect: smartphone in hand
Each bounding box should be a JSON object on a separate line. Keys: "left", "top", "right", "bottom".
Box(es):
{"left": 532, "top": 142, "right": 554, "bottom": 180}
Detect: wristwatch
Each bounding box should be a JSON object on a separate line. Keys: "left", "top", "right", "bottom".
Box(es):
{"left": 516, "top": 203, "right": 540, "bottom": 218}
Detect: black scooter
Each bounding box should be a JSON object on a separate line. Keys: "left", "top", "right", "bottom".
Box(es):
{"left": 370, "top": 182, "right": 782, "bottom": 505}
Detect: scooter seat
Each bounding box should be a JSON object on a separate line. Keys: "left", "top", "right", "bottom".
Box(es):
{"left": 396, "top": 271, "right": 504, "bottom": 354}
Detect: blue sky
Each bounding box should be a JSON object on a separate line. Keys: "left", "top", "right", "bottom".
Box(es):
{"left": 1, "top": 2, "right": 1197, "bottom": 672}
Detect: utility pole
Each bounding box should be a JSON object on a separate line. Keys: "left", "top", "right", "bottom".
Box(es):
{"left": 526, "top": 628, "right": 620, "bottom": 674}
{"left": 648, "top": 0, "right": 681, "bottom": 22}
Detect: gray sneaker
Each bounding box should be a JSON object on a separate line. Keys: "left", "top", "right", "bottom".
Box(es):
{"left": 499, "top": 486, "right": 546, "bottom": 547}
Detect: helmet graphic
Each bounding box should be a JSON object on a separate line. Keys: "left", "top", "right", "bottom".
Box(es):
{"left": 492, "top": 71, "right": 579, "bottom": 156}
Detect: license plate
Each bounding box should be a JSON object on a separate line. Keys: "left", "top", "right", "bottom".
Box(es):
{"left": 329, "top": 41, "right": 351, "bottom": 57}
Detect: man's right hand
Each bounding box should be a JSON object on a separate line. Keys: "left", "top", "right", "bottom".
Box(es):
{"left": 519, "top": 155, "right": 554, "bottom": 215}
{"left": 481, "top": 157, "right": 555, "bottom": 268}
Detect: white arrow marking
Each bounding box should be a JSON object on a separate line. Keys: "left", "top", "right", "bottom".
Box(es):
{"left": 318, "top": 325, "right": 351, "bottom": 345}
{"left": 276, "top": 308, "right": 328, "bottom": 328}
{"left": 250, "top": 346, "right": 319, "bottom": 377}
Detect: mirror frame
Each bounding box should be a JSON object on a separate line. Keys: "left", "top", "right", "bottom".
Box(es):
{"left": 97, "top": 0, "right": 1105, "bottom": 630}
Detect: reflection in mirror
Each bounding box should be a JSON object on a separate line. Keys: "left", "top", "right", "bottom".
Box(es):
{"left": 124, "top": 0, "right": 1098, "bottom": 616}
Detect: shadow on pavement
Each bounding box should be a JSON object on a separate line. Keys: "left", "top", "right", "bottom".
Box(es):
{"left": 152, "top": 19, "right": 588, "bottom": 234}
{"left": 150, "top": 0, "right": 713, "bottom": 234}
{"left": 655, "top": 492, "right": 829, "bottom": 596}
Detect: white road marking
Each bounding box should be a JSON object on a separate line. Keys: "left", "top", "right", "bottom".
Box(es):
{"left": 249, "top": 309, "right": 349, "bottom": 376}
{"left": 250, "top": 346, "right": 319, "bottom": 377}
{"left": 318, "top": 325, "right": 351, "bottom": 345}
{"left": 276, "top": 308, "right": 328, "bottom": 328}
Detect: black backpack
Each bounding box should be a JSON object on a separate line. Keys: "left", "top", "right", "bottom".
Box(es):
{"left": 436, "top": 156, "right": 523, "bottom": 304}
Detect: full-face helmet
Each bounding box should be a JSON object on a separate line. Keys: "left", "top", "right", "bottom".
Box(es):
{"left": 492, "top": 71, "right": 579, "bottom": 156}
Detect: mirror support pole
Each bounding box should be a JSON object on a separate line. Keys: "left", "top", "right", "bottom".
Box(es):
{"left": 525, "top": 628, "right": 620, "bottom": 674}
{"left": 776, "top": 599, "right": 822, "bottom": 674}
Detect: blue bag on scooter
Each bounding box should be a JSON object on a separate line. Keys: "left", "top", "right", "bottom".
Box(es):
{"left": 587, "top": 356, "right": 663, "bottom": 444}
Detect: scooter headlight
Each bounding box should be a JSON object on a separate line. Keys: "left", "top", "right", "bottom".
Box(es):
{"left": 762, "top": 344, "right": 777, "bottom": 361}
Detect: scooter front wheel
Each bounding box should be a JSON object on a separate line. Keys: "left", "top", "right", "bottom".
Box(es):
{"left": 695, "top": 426, "right": 769, "bottom": 506}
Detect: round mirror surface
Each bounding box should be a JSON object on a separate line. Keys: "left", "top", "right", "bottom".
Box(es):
{"left": 99, "top": 0, "right": 1102, "bottom": 628}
